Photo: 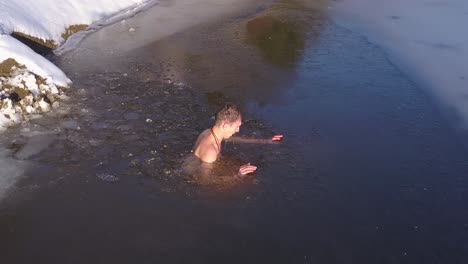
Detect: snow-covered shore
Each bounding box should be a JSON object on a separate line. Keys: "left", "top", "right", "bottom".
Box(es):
{"left": 0, "top": 0, "right": 154, "bottom": 130}
{"left": 332, "top": 0, "right": 468, "bottom": 134}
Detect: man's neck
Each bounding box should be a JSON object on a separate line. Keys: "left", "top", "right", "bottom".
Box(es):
{"left": 211, "top": 126, "right": 224, "bottom": 142}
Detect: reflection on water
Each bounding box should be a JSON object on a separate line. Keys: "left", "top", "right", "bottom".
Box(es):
{"left": 132, "top": 0, "right": 328, "bottom": 108}
{"left": 246, "top": 15, "right": 305, "bottom": 67}
{"left": 205, "top": 91, "right": 230, "bottom": 108}
{"left": 246, "top": 0, "right": 328, "bottom": 68}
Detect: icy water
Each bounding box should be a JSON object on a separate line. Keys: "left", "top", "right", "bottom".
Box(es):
{"left": 2, "top": 1, "right": 468, "bottom": 263}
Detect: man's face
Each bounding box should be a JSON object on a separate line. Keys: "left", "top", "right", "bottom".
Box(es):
{"left": 223, "top": 118, "right": 242, "bottom": 139}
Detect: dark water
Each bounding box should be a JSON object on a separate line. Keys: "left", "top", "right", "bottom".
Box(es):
{"left": 2, "top": 1, "right": 468, "bottom": 263}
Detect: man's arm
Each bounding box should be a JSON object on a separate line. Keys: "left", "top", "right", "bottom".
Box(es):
{"left": 227, "top": 135, "right": 283, "bottom": 144}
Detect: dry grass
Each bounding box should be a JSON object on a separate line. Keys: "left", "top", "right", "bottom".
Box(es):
{"left": 12, "top": 31, "right": 57, "bottom": 49}
{"left": 13, "top": 87, "right": 29, "bottom": 99}
{"left": 61, "top": 24, "right": 89, "bottom": 41}
{"left": 12, "top": 24, "right": 89, "bottom": 50}
{"left": 0, "top": 58, "right": 24, "bottom": 77}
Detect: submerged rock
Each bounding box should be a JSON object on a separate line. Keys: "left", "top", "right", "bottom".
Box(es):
{"left": 96, "top": 173, "right": 120, "bottom": 183}
{"left": 62, "top": 119, "right": 80, "bottom": 130}
{"left": 124, "top": 112, "right": 139, "bottom": 120}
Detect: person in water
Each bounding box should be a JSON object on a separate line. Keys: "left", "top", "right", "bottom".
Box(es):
{"left": 193, "top": 103, "right": 283, "bottom": 176}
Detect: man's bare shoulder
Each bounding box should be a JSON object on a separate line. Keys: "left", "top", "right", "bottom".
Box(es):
{"left": 196, "top": 146, "right": 218, "bottom": 163}
{"left": 194, "top": 129, "right": 218, "bottom": 163}
{"left": 194, "top": 129, "right": 211, "bottom": 148}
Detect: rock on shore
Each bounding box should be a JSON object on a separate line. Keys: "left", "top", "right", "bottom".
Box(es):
{"left": 0, "top": 59, "right": 66, "bottom": 130}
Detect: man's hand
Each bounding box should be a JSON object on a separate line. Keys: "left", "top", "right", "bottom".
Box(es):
{"left": 238, "top": 163, "right": 257, "bottom": 176}
{"left": 271, "top": 135, "right": 283, "bottom": 142}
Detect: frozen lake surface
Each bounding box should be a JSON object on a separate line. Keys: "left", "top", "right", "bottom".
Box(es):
{"left": 1, "top": 1, "right": 468, "bottom": 263}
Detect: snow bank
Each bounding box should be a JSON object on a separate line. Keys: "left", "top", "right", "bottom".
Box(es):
{"left": 0, "top": 0, "right": 147, "bottom": 45}
{"left": 0, "top": 0, "right": 154, "bottom": 130}
{"left": 332, "top": 0, "right": 468, "bottom": 129}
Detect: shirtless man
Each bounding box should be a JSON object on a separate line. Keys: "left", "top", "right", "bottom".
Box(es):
{"left": 193, "top": 103, "right": 283, "bottom": 176}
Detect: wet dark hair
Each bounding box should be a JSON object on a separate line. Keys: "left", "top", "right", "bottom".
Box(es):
{"left": 215, "top": 103, "right": 241, "bottom": 126}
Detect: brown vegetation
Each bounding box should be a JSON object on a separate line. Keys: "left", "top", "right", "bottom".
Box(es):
{"left": 0, "top": 58, "right": 24, "bottom": 77}
{"left": 12, "top": 31, "right": 57, "bottom": 49}
{"left": 61, "top": 24, "right": 88, "bottom": 41}
{"left": 12, "top": 24, "right": 89, "bottom": 49}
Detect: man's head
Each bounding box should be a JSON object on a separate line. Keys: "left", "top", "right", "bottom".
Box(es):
{"left": 215, "top": 103, "right": 242, "bottom": 139}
